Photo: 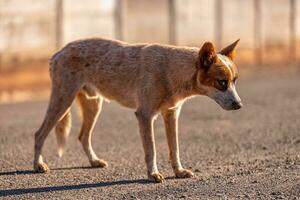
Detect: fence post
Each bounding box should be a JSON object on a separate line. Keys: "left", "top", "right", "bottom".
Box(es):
{"left": 254, "top": 0, "right": 262, "bottom": 65}
{"left": 0, "top": 6, "right": 1, "bottom": 71}
{"left": 114, "top": 0, "right": 123, "bottom": 40}
{"left": 169, "top": 0, "right": 176, "bottom": 45}
{"left": 55, "top": 0, "right": 63, "bottom": 49}
{"left": 0, "top": 55, "right": 1, "bottom": 73}
{"left": 289, "top": 0, "right": 296, "bottom": 63}
{"left": 215, "top": 0, "right": 223, "bottom": 48}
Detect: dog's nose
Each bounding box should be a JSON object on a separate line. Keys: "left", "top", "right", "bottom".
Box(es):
{"left": 231, "top": 101, "right": 243, "bottom": 110}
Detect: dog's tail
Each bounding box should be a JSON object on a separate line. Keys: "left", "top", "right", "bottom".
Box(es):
{"left": 55, "top": 111, "right": 72, "bottom": 157}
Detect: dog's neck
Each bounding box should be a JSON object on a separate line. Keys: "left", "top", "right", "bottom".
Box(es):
{"left": 166, "top": 52, "right": 207, "bottom": 103}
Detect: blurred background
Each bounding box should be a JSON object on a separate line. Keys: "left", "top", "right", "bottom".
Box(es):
{"left": 0, "top": 0, "right": 299, "bottom": 103}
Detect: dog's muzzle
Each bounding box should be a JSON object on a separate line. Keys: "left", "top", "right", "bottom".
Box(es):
{"left": 210, "top": 84, "right": 242, "bottom": 111}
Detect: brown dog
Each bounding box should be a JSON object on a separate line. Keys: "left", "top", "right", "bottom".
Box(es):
{"left": 34, "top": 38, "right": 242, "bottom": 183}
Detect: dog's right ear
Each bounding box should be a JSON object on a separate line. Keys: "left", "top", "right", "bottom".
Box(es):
{"left": 197, "top": 42, "right": 217, "bottom": 71}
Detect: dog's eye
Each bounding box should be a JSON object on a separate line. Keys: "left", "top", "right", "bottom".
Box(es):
{"left": 217, "top": 80, "right": 228, "bottom": 90}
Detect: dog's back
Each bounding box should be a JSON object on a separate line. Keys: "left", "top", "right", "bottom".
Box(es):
{"left": 50, "top": 38, "right": 199, "bottom": 108}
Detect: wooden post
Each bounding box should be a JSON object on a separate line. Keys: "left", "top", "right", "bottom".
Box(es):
{"left": 289, "top": 0, "right": 296, "bottom": 63}
{"left": 55, "top": 0, "right": 63, "bottom": 49}
{"left": 254, "top": 0, "right": 262, "bottom": 65}
{"left": 114, "top": 0, "right": 123, "bottom": 40}
{"left": 215, "top": 0, "right": 223, "bottom": 48}
{"left": 0, "top": 56, "right": 1, "bottom": 74}
{"left": 0, "top": 5, "right": 1, "bottom": 71}
{"left": 168, "top": 0, "right": 176, "bottom": 45}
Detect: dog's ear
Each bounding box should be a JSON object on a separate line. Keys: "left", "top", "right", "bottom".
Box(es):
{"left": 198, "top": 42, "right": 217, "bottom": 71}
{"left": 219, "top": 39, "right": 240, "bottom": 60}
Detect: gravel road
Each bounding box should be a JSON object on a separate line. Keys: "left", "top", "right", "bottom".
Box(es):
{"left": 0, "top": 68, "right": 299, "bottom": 199}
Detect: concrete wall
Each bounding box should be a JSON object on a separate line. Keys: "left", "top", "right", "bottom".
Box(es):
{"left": 0, "top": 0, "right": 115, "bottom": 70}
{"left": 0, "top": 0, "right": 299, "bottom": 70}
{"left": 222, "top": 0, "right": 256, "bottom": 64}
{"left": 222, "top": 0, "right": 255, "bottom": 48}
{"left": 63, "top": 0, "right": 115, "bottom": 43}
{"left": 176, "top": 0, "right": 215, "bottom": 46}
{"left": 0, "top": 0, "right": 56, "bottom": 53}
{"left": 261, "top": 0, "right": 290, "bottom": 63}
{"left": 0, "top": 0, "right": 56, "bottom": 64}
{"left": 121, "top": 0, "right": 169, "bottom": 43}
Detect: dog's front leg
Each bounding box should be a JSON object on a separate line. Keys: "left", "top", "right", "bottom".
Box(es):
{"left": 135, "top": 109, "right": 164, "bottom": 183}
{"left": 162, "top": 107, "right": 194, "bottom": 178}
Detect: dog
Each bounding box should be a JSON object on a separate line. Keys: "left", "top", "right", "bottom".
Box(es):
{"left": 34, "top": 38, "right": 242, "bottom": 183}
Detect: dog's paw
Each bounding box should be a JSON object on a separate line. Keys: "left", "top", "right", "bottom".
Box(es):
{"left": 90, "top": 159, "right": 108, "bottom": 168}
{"left": 175, "top": 168, "right": 194, "bottom": 178}
{"left": 148, "top": 172, "right": 165, "bottom": 183}
{"left": 34, "top": 163, "right": 50, "bottom": 173}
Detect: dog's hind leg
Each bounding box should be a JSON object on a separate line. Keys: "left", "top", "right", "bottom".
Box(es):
{"left": 34, "top": 82, "right": 80, "bottom": 173}
{"left": 77, "top": 89, "right": 107, "bottom": 168}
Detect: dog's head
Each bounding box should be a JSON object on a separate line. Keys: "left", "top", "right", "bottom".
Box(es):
{"left": 195, "top": 39, "right": 242, "bottom": 110}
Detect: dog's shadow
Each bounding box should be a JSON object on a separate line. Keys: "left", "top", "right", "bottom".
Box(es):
{"left": 0, "top": 167, "right": 152, "bottom": 197}
{"left": 0, "top": 166, "right": 93, "bottom": 176}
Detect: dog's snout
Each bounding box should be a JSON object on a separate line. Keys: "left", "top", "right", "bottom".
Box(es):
{"left": 231, "top": 101, "right": 243, "bottom": 110}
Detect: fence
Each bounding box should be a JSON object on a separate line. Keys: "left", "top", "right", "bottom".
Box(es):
{"left": 0, "top": 0, "right": 299, "bottom": 71}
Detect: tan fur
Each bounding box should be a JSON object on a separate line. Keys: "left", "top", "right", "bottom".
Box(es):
{"left": 33, "top": 38, "right": 241, "bottom": 183}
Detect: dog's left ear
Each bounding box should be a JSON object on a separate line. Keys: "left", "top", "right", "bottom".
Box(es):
{"left": 198, "top": 42, "right": 217, "bottom": 71}
{"left": 219, "top": 39, "right": 240, "bottom": 60}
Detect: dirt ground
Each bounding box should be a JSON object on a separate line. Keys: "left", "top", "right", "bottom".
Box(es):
{"left": 0, "top": 68, "right": 299, "bottom": 199}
